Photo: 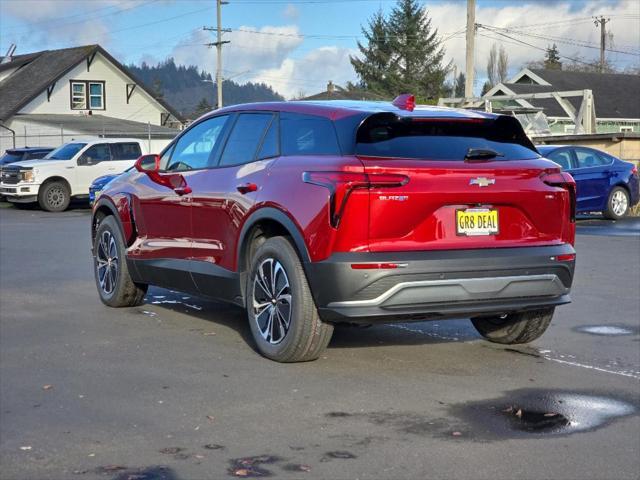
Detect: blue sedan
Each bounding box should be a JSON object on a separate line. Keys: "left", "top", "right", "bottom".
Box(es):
{"left": 89, "top": 174, "right": 119, "bottom": 205}
{"left": 538, "top": 145, "right": 639, "bottom": 219}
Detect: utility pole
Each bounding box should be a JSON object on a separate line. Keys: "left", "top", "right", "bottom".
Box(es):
{"left": 464, "top": 0, "right": 476, "bottom": 100}
{"left": 204, "top": 0, "right": 230, "bottom": 108}
{"left": 594, "top": 16, "right": 610, "bottom": 73}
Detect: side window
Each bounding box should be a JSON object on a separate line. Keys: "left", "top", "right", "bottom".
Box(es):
{"left": 167, "top": 115, "right": 229, "bottom": 171}
{"left": 111, "top": 143, "right": 142, "bottom": 160}
{"left": 547, "top": 150, "right": 572, "bottom": 170}
{"left": 81, "top": 144, "right": 112, "bottom": 164}
{"left": 574, "top": 148, "right": 608, "bottom": 168}
{"left": 257, "top": 117, "right": 279, "bottom": 160}
{"left": 219, "top": 113, "right": 274, "bottom": 167}
{"left": 280, "top": 113, "right": 341, "bottom": 156}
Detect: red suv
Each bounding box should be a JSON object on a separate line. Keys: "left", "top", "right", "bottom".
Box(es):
{"left": 91, "top": 96, "right": 576, "bottom": 362}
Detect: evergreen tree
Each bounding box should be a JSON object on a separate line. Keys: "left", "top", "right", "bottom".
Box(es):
{"left": 193, "top": 97, "right": 213, "bottom": 117}
{"left": 544, "top": 44, "right": 562, "bottom": 70}
{"left": 350, "top": 9, "right": 393, "bottom": 94}
{"left": 454, "top": 72, "right": 465, "bottom": 97}
{"left": 350, "top": 0, "right": 449, "bottom": 100}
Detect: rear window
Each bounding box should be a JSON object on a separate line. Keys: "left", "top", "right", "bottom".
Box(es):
{"left": 281, "top": 113, "right": 340, "bottom": 156}
{"left": 356, "top": 114, "right": 539, "bottom": 161}
{"left": 111, "top": 142, "right": 142, "bottom": 160}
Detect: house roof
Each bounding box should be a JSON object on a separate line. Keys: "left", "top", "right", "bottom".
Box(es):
{"left": 0, "top": 45, "right": 184, "bottom": 123}
{"left": 15, "top": 114, "right": 179, "bottom": 137}
{"left": 501, "top": 69, "right": 640, "bottom": 119}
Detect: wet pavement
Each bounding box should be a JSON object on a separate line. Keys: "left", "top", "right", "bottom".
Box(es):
{"left": 1, "top": 205, "right": 639, "bottom": 479}
{"left": 575, "top": 215, "right": 640, "bottom": 237}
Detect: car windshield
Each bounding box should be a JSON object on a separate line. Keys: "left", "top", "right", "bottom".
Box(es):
{"left": 0, "top": 151, "right": 23, "bottom": 165}
{"left": 44, "top": 143, "right": 87, "bottom": 160}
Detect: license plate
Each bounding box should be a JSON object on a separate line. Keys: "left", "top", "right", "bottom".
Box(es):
{"left": 456, "top": 208, "right": 499, "bottom": 236}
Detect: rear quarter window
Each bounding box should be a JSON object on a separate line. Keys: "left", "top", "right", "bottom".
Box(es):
{"left": 280, "top": 112, "right": 341, "bottom": 156}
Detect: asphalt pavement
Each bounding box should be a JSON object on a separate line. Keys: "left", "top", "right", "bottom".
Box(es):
{"left": 1, "top": 204, "right": 639, "bottom": 480}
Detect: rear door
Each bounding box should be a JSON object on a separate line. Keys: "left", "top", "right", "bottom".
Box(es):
{"left": 189, "top": 112, "right": 277, "bottom": 298}
{"left": 570, "top": 147, "right": 613, "bottom": 212}
{"left": 355, "top": 114, "right": 574, "bottom": 251}
{"left": 107, "top": 142, "right": 143, "bottom": 172}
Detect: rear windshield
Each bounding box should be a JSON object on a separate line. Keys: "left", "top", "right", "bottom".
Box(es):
{"left": 356, "top": 114, "right": 539, "bottom": 161}
{"left": 44, "top": 143, "right": 87, "bottom": 160}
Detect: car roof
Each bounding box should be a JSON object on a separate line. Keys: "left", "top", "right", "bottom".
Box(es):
{"left": 7, "top": 146, "right": 54, "bottom": 152}
{"left": 211, "top": 100, "right": 500, "bottom": 121}
{"left": 65, "top": 137, "right": 144, "bottom": 144}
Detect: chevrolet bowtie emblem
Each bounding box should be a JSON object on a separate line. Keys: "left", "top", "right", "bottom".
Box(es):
{"left": 469, "top": 177, "right": 495, "bottom": 187}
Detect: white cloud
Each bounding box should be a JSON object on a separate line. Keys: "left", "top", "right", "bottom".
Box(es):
{"left": 0, "top": 0, "right": 152, "bottom": 49}
{"left": 425, "top": 0, "right": 640, "bottom": 91}
{"left": 165, "top": 25, "right": 357, "bottom": 99}
{"left": 283, "top": 4, "right": 300, "bottom": 21}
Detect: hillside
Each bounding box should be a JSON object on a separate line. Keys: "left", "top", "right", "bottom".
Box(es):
{"left": 128, "top": 58, "right": 284, "bottom": 119}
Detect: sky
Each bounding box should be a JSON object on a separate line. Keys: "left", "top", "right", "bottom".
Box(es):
{"left": 0, "top": 0, "right": 639, "bottom": 99}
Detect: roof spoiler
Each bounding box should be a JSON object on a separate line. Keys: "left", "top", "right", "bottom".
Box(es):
{"left": 392, "top": 94, "right": 415, "bottom": 112}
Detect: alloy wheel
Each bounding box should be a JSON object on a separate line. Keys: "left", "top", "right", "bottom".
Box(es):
{"left": 252, "top": 258, "right": 292, "bottom": 345}
{"left": 96, "top": 230, "right": 118, "bottom": 295}
{"left": 611, "top": 190, "right": 628, "bottom": 216}
{"left": 47, "top": 186, "right": 66, "bottom": 208}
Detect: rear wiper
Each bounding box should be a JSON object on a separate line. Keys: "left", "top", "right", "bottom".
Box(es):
{"left": 464, "top": 148, "right": 504, "bottom": 161}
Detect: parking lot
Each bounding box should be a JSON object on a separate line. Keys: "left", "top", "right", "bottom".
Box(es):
{"left": 0, "top": 204, "right": 638, "bottom": 480}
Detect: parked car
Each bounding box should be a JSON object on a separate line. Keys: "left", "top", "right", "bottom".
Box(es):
{"left": 537, "top": 145, "right": 639, "bottom": 219}
{"left": 89, "top": 169, "right": 131, "bottom": 205}
{"left": 0, "top": 139, "right": 146, "bottom": 211}
{"left": 91, "top": 96, "right": 576, "bottom": 362}
{"left": 0, "top": 147, "right": 54, "bottom": 166}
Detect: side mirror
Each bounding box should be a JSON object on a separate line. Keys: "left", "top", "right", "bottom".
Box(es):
{"left": 135, "top": 154, "right": 161, "bottom": 173}
{"left": 77, "top": 155, "right": 92, "bottom": 166}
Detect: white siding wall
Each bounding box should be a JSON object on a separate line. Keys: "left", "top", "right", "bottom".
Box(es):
{"left": 17, "top": 53, "right": 168, "bottom": 125}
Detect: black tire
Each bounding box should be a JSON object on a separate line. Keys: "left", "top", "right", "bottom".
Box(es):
{"left": 471, "top": 308, "right": 554, "bottom": 344}
{"left": 245, "top": 236, "right": 333, "bottom": 362}
{"left": 38, "top": 180, "right": 70, "bottom": 212}
{"left": 93, "top": 216, "right": 147, "bottom": 307}
{"left": 603, "top": 186, "right": 630, "bottom": 220}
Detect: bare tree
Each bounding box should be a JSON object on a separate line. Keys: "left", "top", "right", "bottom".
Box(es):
{"left": 486, "top": 43, "right": 498, "bottom": 87}
{"left": 498, "top": 45, "right": 508, "bottom": 83}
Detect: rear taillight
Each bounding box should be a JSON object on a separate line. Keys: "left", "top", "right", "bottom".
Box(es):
{"left": 303, "top": 171, "right": 408, "bottom": 227}
{"left": 631, "top": 164, "right": 638, "bottom": 176}
{"left": 541, "top": 170, "right": 576, "bottom": 223}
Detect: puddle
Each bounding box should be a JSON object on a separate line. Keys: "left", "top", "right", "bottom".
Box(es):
{"left": 451, "top": 389, "right": 636, "bottom": 439}
{"left": 574, "top": 325, "right": 637, "bottom": 336}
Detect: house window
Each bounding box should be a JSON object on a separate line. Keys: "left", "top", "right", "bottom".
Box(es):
{"left": 71, "top": 82, "right": 86, "bottom": 109}
{"left": 89, "top": 83, "right": 104, "bottom": 109}
{"left": 70, "top": 80, "right": 105, "bottom": 110}
{"left": 619, "top": 126, "right": 633, "bottom": 133}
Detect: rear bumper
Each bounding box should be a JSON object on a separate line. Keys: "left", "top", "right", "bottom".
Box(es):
{"left": 305, "top": 245, "right": 575, "bottom": 323}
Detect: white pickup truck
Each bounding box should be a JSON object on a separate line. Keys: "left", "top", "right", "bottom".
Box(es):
{"left": 0, "top": 138, "right": 146, "bottom": 211}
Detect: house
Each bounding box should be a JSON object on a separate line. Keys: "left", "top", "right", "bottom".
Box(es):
{"left": 0, "top": 44, "right": 183, "bottom": 153}
{"left": 481, "top": 68, "right": 640, "bottom": 135}
{"left": 301, "top": 81, "right": 386, "bottom": 101}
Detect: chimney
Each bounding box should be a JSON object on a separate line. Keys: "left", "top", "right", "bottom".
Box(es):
{"left": 327, "top": 80, "right": 335, "bottom": 94}
{"left": 1, "top": 44, "right": 17, "bottom": 64}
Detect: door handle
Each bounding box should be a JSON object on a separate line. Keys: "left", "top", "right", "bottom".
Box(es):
{"left": 237, "top": 183, "right": 258, "bottom": 194}
{"left": 174, "top": 185, "right": 192, "bottom": 196}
